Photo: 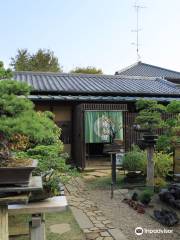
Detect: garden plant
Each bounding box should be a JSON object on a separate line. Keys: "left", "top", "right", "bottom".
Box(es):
{"left": 0, "top": 62, "right": 77, "bottom": 195}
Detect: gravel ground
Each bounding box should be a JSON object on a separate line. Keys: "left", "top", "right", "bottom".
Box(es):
{"left": 88, "top": 188, "right": 180, "bottom": 240}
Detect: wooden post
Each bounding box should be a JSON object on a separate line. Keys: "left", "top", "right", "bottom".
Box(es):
{"left": 146, "top": 146, "right": 154, "bottom": 188}
{"left": 112, "top": 153, "right": 117, "bottom": 184}
{"left": 0, "top": 205, "right": 8, "bottom": 240}
{"left": 30, "top": 213, "right": 46, "bottom": 240}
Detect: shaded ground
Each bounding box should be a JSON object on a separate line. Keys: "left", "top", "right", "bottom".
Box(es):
{"left": 9, "top": 208, "right": 84, "bottom": 240}
{"left": 84, "top": 173, "right": 180, "bottom": 240}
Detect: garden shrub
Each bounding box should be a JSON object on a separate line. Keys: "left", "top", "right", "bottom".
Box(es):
{"left": 122, "top": 145, "right": 146, "bottom": 174}
{"left": 139, "top": 189, "right": 154, "bottom": 205}
{"left": 154, "top": 151, "right": 173, "bottom": 178}
{"left": 156, "top": 135, "right": 172, "bottom": 153}
{"left": 0, "top": 63, "right": 78, "bottom": 198}
{"left": 154, "top": 177, "right": 167, "bottom": 188}
{"left": 16, "top": 144, "right": 78, "bottom": 183}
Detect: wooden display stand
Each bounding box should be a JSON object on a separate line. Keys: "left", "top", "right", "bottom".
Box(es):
{"left": 0, "top": 176, "right": 42, "bottom": 240}
{"left": 9, "top": 196, "right": 68, "bottom": 240}
{"left": 0, "top": 194, "right": 29, "bottom": 240}
{"left": 0, "top": 175, "right": 68, "bottom": 240}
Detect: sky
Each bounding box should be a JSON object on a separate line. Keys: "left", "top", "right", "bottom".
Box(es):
{"left": 1, "top": 0, "right": 180, "bottom": 74}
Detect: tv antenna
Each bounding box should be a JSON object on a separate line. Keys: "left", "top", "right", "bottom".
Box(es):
{"left": 131, "top": 3, "right": 146, "bottom": 61}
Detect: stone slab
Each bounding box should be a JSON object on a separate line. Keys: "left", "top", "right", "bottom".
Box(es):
{"left": 71, "top": 206, "right": 93, "bottom": 229}
{"left": 49, "top": 223, "right": 71, "bottom": 235}
{"left": 108, "top": 228, "right": 127, "bottom": 240}
{"left": 9, "top": 196, "right": 67, "bottom": 215}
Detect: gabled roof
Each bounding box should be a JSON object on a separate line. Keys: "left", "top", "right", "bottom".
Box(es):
{"left": 115, "top": 61, "right": 180, "bottom": 80}
{"left": 13, "top": 71, "right": 180, "bottom": 96}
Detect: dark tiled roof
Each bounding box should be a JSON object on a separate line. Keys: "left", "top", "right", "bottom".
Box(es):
{"left": 13, "top": 71, "right": 180, "bottom": 96}
{"left": 115, "top": 61, "right": 180, "bottom": 79}
{"left": 29, "top": 95, "right": 180, "bottom": 102}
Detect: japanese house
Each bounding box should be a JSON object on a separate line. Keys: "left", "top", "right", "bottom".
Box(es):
{"left": 13, "top": 72, "right": 180, "bottom": 169}
{"left": 116, "top": 61, "right": 180, "bottom": 85}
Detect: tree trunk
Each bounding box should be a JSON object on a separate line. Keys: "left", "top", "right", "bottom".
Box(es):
{"left": 0, "top": 137, "right": 11, "bottom": 166}
{"left": 146, "top": 146, "right": 154, "bottom": 188}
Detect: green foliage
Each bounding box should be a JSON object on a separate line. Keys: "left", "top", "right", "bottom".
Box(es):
{"left": 0, "top": 80, "right": 30, "bottom": 96}
{"left": 167, "top": 100, "right": 180, "bottom": 113}
{"left": 123, "top": 146, "right": 173, "bottom": 180}
{"left": 0, "top": 63, "right": 77, "bottom": 196}
{"left": 0, "top": 64, "right": 64, "bottom": 165}
{"left": 13, "top": 111, "right": 61, "bottom": 145}
{"left": 154, "top": 151, "right": 173, "bottom": 178}
{"left": 136, "top": 99, "right": 158, "bottom": 110}
{"left": 156, "top": 135, "right": 172, "bottom": 152}
{"left": 139, "top": 189, "right": 154, "bottom": 204}
{"left": 70, "top": 66, "right": 103, "bottom": 74}
{"left": 122, "top": 145, "right": 146, "bottom": 173}
{"left": 0, "top": 74, "right": 61, "bottom": 145}
{"left": 158, "top": 100, "right": 180, "bottom": 147}
{"left": 154, "top": 177, "right": 167, "bottom": 188}
{"left": 16, "top": 144, "right": 78, "bottom": 183}
{"left": 0, "top": 61, "right": 13, "bottom": 79}
{"left": 135, "top": 99, "right": 165, "bottom": 132}
{"left": 26, "top": 144, "right": 65, "bottom": 174}
{"left": 10, "top": 49, "right": 62, "bottom": 72}
{"left": 136, "top": 99, "right": 166, "bottom": 112}
{"left": 43, "top": 171, "right": 62, "bottom": 196}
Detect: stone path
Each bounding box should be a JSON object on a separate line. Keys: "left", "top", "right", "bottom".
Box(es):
{"left": 66, "top": 178, "right": 126, "bottom": 240}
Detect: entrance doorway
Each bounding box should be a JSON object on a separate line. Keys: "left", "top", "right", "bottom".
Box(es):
{"left": 86, "top": 143, "right": 110, "bottom": 168}
{"left": 84, "top": 110, "right": 123, "bottom": 168}
{"left": 72, "top": 103, "right": 127, "bottom": 170}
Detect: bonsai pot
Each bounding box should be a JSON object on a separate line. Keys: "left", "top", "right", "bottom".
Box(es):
{"left": 140, "top": 198, "right": 151, "bottom": 205}
{"left": 142, "top": 134, "right": 158, "bottom": 146}
{"left": 0, "top": 159, "right": 37, "bottom": 186}
{"left": 124, "top": 172, "right": 145, "bottom": 183}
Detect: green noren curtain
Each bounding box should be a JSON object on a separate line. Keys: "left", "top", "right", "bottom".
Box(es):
{"left": 85, "top": 111, "right": 123, "bottom": 143}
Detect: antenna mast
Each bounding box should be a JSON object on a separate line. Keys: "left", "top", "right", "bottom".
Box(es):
{"left": 132, "top": 3, "right": 145, "bottom": 61}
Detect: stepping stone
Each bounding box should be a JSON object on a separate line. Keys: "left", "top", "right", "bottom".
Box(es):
{"left": 100, "top": 231, "right": 110, "bottom": 237}
{"left": 103, "top": 220, "right": 112, "bottom": 225}
{"left": 71, "top": 206, "right": 93, "bottom": 229}
{"left": 83, "top": 175, "right": 96, "bottom": 180}
{"left": 49, "top": 223, "right": 71, "bottom": 235}
{"left": 114, "top": 189, "right": 128, "bottom": 194}
{"left": 85, "top": 232, "right": 99, "bottom": 239}
{"left": 96, "top": 216, "right": 107, "bottom": 221}
{"left": 88, "top": 172, "right": 108, "bottom": 177}
{"left": 108, "top": 228, "right": 127, "bottom": 240}
{"left": 95, "top": 223, "right": 105, "bottom": 228}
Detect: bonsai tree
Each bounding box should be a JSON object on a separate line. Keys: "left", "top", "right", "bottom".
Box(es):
{"left": 156, "top": 100, "right": 180, "bottom": 152}
{"left": 135, "top": 99, "right": 166, "bottom": 133}
{"left": 0, "top": 62, "right": 61, "bottom": 166}
{"left": 135, "top": 99, "right": 166, "bottom": 189}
